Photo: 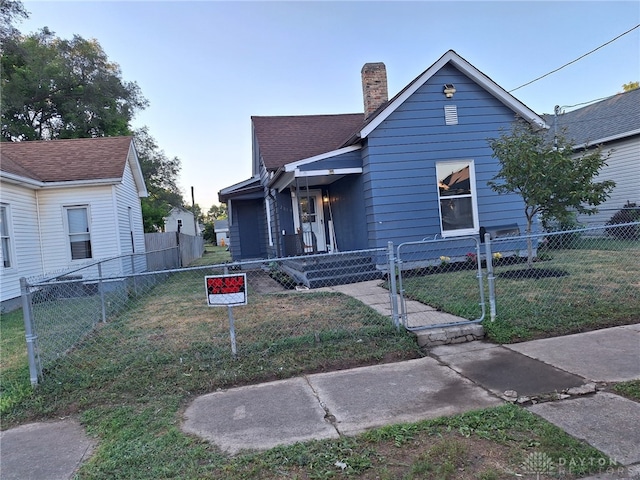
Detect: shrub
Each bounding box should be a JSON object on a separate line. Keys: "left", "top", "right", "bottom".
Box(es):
{"left": 606, "top": 202, "right": 640, "bottom": 240}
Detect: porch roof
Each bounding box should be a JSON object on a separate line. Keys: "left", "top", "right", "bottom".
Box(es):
{"left": 218, "top": 176, "right": 262, "bottom": 202}
{"left": 268, "top": 145, "right": 363, "bottom": 192}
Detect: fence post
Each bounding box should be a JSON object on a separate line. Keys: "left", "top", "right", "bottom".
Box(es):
{"left": 484, "top": 234, "right": 496, "bottom": 322}
{"left": 20, "top": 278, "right": 41, "bottom": 386}
{"left": 98, "top": 262, "right": 106, "bottom": 323}
{"left": 387, "top": 241, "right": 400, "bottom": 329}
{"left": 224, "top": 265, "right": 238, "bottom": 356}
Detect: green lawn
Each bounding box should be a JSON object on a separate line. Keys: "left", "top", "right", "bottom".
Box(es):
{"left": 400, "top": 241, "right": 640, "bottom": 343}
{"left": 1, "top": 241, "right": 636, "bottom": 478}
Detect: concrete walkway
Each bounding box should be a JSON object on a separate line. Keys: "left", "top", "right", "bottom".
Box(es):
{"left": 1, "top": 319, "right": 639, "bottom": 478}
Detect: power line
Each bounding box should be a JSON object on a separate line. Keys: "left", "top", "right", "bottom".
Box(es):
{"left": 509, "top": 24, "right": 640, "bottom": 93}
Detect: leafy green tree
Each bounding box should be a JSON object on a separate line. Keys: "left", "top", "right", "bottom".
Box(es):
{"left": 622, "top": 81, "right": 639, "bottom": 92}
{"left": 1, "top": 28, "right": 147, "bottom": 141}
{"left": 207, "top": 203, "right": 228, "bottom": 220}
{"left": 488, "top": 120, "right": 614, "bottom": 266}
{"left": 134, "top": 127, "right": 184, "bottom": 232}
{"left": 0, "top": 0, "right": 28, "bottom": 41}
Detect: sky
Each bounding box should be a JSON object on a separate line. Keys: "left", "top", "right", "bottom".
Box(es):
{"left": 18, "top": 1, "right": 640, "bottom": 211}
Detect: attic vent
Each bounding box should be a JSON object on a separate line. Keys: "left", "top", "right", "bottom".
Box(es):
{"left": 444, "top": 105, "right": 458, "bottom": 125}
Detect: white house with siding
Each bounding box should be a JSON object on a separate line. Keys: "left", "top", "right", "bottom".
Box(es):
{"left": 544, "top": 88, "right": 640, "bottom": 227}
{"left": 163, "top": 206, "right": 199, "bottom": 236}
{"left": 0, "top": 136, "right": 148, "bottom": 310}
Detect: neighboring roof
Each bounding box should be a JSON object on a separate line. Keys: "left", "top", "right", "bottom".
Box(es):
{"left": 358, "top": 50, "right": 549, "bottom": 139}
{"left": 0, "top": 136, "right": 136, "bottom": 183}
{"left": 251, "top": 114, "right": 364, "bottom": 170}
{"left": 165, "top": 206, "right": 194, "bottom": 217}
{"left": 542, "top": 88, "right": 640, "bottom": 147}
{"left": 214, "top": 219, "right": 229, "bottom": 231}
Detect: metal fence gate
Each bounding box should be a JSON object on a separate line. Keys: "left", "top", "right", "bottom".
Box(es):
{"left": 395, "top": 236, "right": 487, "bottom": 331}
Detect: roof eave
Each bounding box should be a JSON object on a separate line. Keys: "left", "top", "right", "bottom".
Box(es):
{"left": 360, "top": 50, "right": 549, "bottom": 139}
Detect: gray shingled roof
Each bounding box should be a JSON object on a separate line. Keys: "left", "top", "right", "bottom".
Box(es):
{"left": 542, "top": 88, "right": 640, "bottom": 146}
{"left": 252, "top": 114, "right": 365, "bottom": 170}
{"left": 0, "top": 136, "right": 134, "bottom": 183}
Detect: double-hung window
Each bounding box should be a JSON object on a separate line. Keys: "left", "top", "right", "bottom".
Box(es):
{"left": 436, "top": 160, "right": 479, "bottom": 236}
{"left": 0, "top": 205, "right": 13, "bottom": 268}
{"left": 66, "top": 206, "right": 92, "bottom": 260}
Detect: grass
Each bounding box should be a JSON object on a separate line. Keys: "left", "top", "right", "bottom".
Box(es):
{"left": 613, "top": 380, "right": 640, "bottom": 401}
{"left": 400, "top": 240, "right": 640, "bottom": 343}
{"left": 1, "top": 242, "right": 636, "bottom": 478}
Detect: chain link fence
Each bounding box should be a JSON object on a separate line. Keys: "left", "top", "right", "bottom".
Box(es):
{"left": 487, "top": 223, "right": 640, "bottom": 340}
{"left": 19, "top": 222, "right": 640, "bottom": 385}
{"left": 20, "top": 248, "right": 411, "bottom": 385}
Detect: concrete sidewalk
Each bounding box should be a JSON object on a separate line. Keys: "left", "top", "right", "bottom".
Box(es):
{"left": 2, "top": 323, "right": 639, "bottom": 479}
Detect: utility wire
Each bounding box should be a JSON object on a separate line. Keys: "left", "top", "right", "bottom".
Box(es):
{"left": 509, "top": 24, "right": 640, "bottom": 93}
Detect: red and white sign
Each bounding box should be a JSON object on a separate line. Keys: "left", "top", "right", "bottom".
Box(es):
{"left": 205, "top": 273, "right": 247, "bottom": 306}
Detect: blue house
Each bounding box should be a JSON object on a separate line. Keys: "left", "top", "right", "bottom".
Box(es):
{"left": 219, "top": 50, "right": 549, "bottom": 264}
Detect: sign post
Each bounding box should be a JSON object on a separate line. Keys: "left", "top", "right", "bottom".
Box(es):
{"left": 205, "top": 270, "right": 247, "bottom": 357}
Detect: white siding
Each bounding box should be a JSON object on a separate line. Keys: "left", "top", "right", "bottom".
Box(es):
{"left": 0, "top": 183, "right": 44, "bottom": 302}
{"left": 36, "top": 185, "right": 120, "bottom": 276}
{"left": 164, "top": 209, "right": 198, "bottom": 236}
{"left": 114, "top": 154, "right": 147, "bottom": 273}
{"left": 577, "top": 137, "right": 640, "bottom": 227}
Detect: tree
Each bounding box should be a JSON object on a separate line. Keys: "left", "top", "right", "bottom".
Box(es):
{"left": 1, "top": 28, "right": 147, "bottom": 141}
{"left": 134, "top": 127, "right": 184, "bottom": 232}
{"left": 622, "top": 81, "right": 639, "bottom": 92}
{"left": 207, "top": 203, "right": 228, "bottom": 220}
{"left": 488, "top": 120, "right": 614, "bottom": 267}
{"left": 0, "top": 0, "right": 28, "bottom": 41}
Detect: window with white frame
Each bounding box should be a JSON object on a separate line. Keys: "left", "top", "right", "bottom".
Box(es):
{"left": 0, "top": 204, "right": 13, "bottom": 268}
{"left": 436, "top": 160, "right": 479, "bottom": 236}
{"left": 65, "top": 206, "right": 92, "bottom": 260}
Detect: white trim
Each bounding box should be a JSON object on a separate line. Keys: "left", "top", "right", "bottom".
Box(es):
{"left": 283, "top": 145, "right": 362, "bottom": 172}
{"left": 295, "top": 167, "right": 363, "bottom": 177}
{"left": 572, "top": 128, "right": 640, "bottom": 150}
{"left": 63, "top": 205, "right": 93, "bottom": 261}
{"left": 0, "top": 172, "right": 121, "bottom": 189}
{"left": 127, "top": 141, "right": 148, "bottom": 197}
{"left": 265, "top": 196, "right": 273, "bottom": 247}
{"left": 360, "top": 50, "right": 549, "bottom": 138}
{"left": 0, "top": 203, "right": 16, "bottom": 270}
{"left": 219, "top": 176, "right": 260, "bottom": 195}
{"left": 436, "top": 159, "right": 480, "bottom": 238}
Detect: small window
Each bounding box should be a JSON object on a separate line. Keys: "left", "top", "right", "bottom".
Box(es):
{"left": 66, "top": 206, "right": 92, "bottom": 260}
{"left": 177, "top": 219, "right": 183, "bottom": 233}
{"left": 436, "top": 161, "right": 478, "bottom": 236}
{"left": 0, "top": 205, "right": 13, "bottom": 268}
{"left": 128, "top": 207, "right": 135, "bottom": 253}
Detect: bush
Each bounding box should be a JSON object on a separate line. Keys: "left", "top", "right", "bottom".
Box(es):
{"left": 606, "top": 202, "right": 640, "bottom": 240}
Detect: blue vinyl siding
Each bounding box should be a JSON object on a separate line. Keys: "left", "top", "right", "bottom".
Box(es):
{"left": 362, "top": 63, "right": 528, "bottom": 249}
{"left": 329, "top": 175, "right": 367, "bottom": 251}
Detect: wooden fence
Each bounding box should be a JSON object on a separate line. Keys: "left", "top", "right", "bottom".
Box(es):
{"left": 144, "top": 232, "right": 204, "bottom": 269}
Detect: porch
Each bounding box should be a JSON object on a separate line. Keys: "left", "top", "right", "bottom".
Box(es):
{"left": 279, "top": 251, "right": 385, "bottom": 289}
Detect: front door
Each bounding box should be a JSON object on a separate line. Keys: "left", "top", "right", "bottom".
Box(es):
{"left": 292, "top": 190, "right": 327, "bottom": 253}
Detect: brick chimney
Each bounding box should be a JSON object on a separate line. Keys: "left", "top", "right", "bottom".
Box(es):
{"left": 361, "top": 62, "right": 388, "bottom": 119}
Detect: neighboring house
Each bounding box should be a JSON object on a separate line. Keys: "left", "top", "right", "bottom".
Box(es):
{"left": 213, "top": 219, "right": 230, "bottom": 247}
{"left": 0, "top": 136, "right": 148, "bottom": 309}
{"left": 219, "top": 50, "right": 549, "bottom": 262}
{"left": 163, "top": 206, "right": 199, "bottom": 236}
{"left": 542, "top": 88, "right": 640, "bottom": 227}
